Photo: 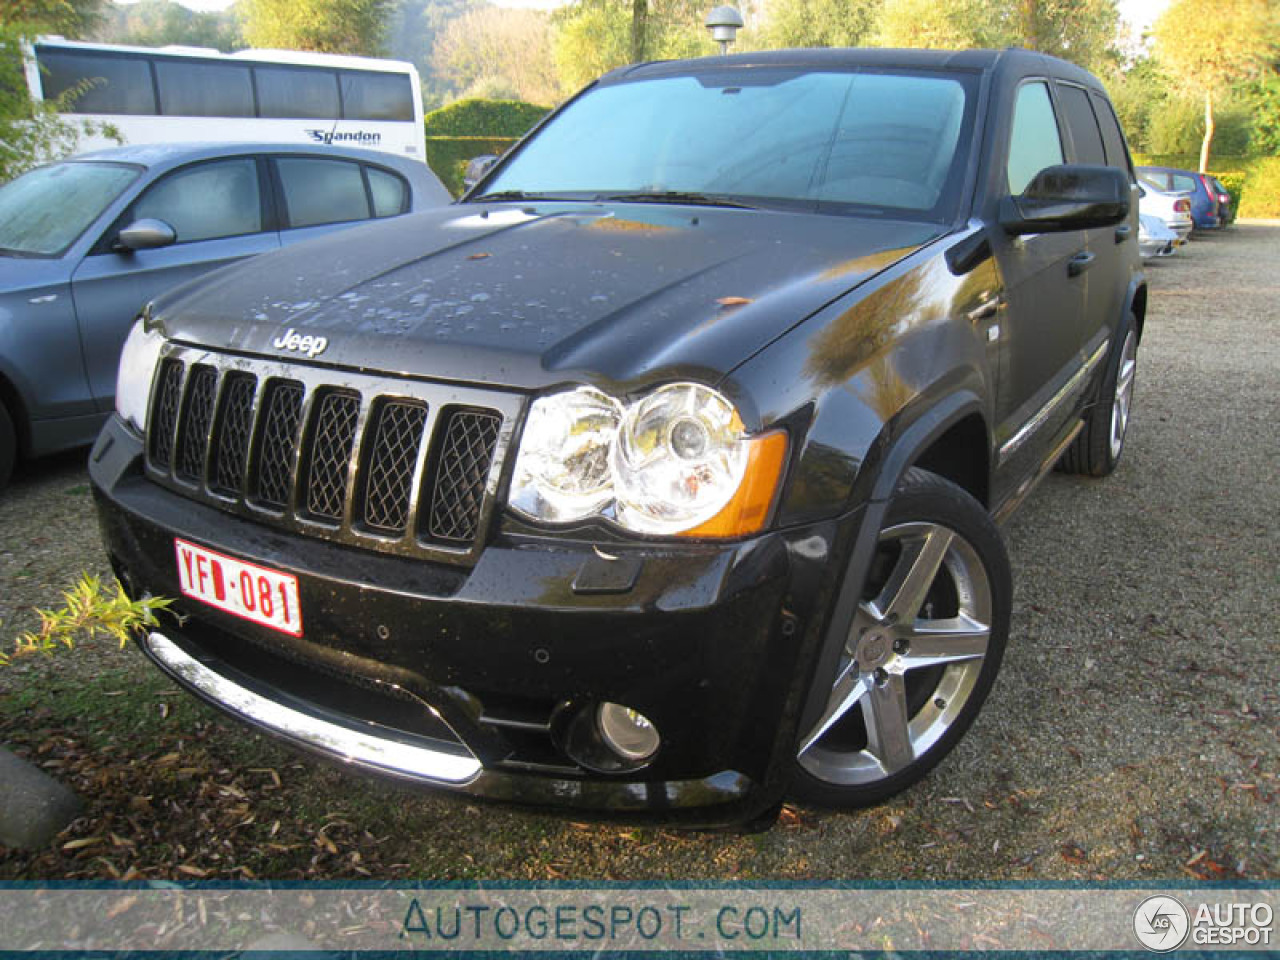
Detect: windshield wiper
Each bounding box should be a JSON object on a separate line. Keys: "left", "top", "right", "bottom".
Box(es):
{"left": 467, "top": 190, "right": 574, "bottom": 203}
{"left": 595, "top": 191, "right": 756, "bottom": 209}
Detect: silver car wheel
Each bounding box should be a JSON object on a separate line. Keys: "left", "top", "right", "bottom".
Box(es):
{"left": 797, "top": 521, "right": 993, "bottom": 786}
{"left": 1109, "top": 329, "right": 1138, "bottom": 461}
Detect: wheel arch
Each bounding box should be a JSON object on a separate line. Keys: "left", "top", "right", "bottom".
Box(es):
{"left": 1126, "top": 278, "right": 1148, "bottom": 344}
{"left": 796, "top": 388, "right": 990, "bottom": 740}
{"left": 0, "top": 368, "right": 31, "bottom": 459}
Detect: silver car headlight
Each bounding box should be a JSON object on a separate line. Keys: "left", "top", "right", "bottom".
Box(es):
{"left": 115, "top": 310, "right": 166, "bottom": 434}
{"left": 509, "top": 382, "right": 788, "bottom": 538}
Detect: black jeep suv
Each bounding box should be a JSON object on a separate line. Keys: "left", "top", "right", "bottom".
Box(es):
{"left": 91, "top": 48, "right": 1144, "bottom": 827}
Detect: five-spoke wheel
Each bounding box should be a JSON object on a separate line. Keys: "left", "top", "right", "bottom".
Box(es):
{"left": 791, "top": 468, "right": 1011, "bottom": 807}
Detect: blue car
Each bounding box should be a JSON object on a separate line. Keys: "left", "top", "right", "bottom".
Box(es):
{"left": 1137, "top": 165, "right": 1222, "bottom": 231}
{"left": 0, "top": 142, "right": 449, "bottom": 489}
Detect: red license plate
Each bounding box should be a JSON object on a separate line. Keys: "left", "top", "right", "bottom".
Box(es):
{"left": 174, "top": 538, "right": 303, "bottom": 637}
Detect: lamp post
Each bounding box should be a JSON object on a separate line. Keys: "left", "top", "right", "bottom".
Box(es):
{"left": 705, "top": 5, "right": 744, "bottom": 55}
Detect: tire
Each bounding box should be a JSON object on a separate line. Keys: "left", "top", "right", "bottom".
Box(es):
{"left": 1058, "top": 315, "right": 1138, "bottom": 477}
{"left": 0, "top": 402, "right": 14, "bottom": 492}
{"left": 791, "top": 468, "right": 1011, "bottom": 808}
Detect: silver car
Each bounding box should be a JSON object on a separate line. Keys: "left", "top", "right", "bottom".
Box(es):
{"left": 0, "top": 142, "right": 449, "bottom": 489}
{"left": 1137, "top": 177, "right": 1192, "bottom": 244}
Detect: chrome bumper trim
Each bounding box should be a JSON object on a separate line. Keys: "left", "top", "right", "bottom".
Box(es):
{"left": 144, "top": 631, "right": 482, "bottom": 784}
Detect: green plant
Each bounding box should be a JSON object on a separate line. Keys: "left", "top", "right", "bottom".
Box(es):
{"left": 423, "top": 98, "right": 550, "bottom": 196}
{"left": 2, "top": 575, "right": 174, "bottom": 665}
{"left": 1237, "top": 156, "right": 1280, "bottom": 218}
{"left": 423, "top": 97, "right": 550, "bottom": 137}
{"left": 1, "top": 27, "right": 123, "bottom": 181}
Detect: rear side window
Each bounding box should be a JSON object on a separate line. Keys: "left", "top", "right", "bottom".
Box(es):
{"left": 36, "top": 49, "right": 156, "bottom": 115}
{"left": 155, "top": 61, "right": 254, "bottom": 117}
{"left": 1090, "top": 93, "right": 1132, "bottom": 173}
{"left": 256, "top": 67, "right": 340, "bottom": 119}
{"left": 133, "top": 158, "right": 263, "bottom": 243}
{"left": 277, "top": 158, "right": 371, "bottom": 227}
{"left": 1172, "top": 173, "right": 1198, "bottom": 193}
{"left": 1007, "top": 81, "right": 1064, "bottom": 194}
{"left": 367, "top": 167, "right": 409, "bottom": 217}
{"left": 1057, "top": 85, "right": 1106, "bottom": 166}
{"left": 340, "top": 73, "right": 414, "bottom": 121}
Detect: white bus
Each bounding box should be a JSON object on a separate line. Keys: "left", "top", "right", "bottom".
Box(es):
{"left": 24, "top": 38, "right": 426, "bottom": 163}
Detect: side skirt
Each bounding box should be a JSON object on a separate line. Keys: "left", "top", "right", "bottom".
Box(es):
{"left": 992, "top": 419, "right": 1084, "bottom": 527}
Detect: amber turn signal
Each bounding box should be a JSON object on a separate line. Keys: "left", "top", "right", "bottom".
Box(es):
{"left": 679, "top": 429, "right": 788, "bottom": 538}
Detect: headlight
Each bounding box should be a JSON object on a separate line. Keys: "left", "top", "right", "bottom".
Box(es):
{"left": 115, "top": 310, "right": 166, "bottom": 433}
{"left": 508, "top": 387, "right": 622, "bottom": 522}
{"left": 509, "top": 382, "right": 787, "bottom": 538}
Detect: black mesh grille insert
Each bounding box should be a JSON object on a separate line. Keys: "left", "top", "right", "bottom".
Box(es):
{"left": 148, "top": 358, "right": 184, "bottom": 468}
{"left": 253, "top": 380, "right": 303, "bottom": 509}
{"left": 361, "top": 400, "right": 427, "bottom": 534}
{"left": 210, "top": 373, "right": 257, "bottom": 496}
{"left": 304, "top": 391, "right": 360, "bottom": 522}
{"left": 426, "top": 409, "right": 501, "bottom": 544}
{"left": 175, "top": 365, "right": 217, "bottom": 483}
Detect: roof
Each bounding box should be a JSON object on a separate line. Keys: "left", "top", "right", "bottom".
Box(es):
{"left": 611, "top": 46, "right": 1104, "bottom": 92}
{"left": 67, "top": 141, "right": 426, "bottom": 174}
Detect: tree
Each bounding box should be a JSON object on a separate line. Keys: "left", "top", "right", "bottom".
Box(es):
{"left": 0, "top": 26, "right": 117, "bottom": 181}
{"left": 432, "top": 6, "right": 562, "bottom": 105}
{"left": 240, "top": 0, "right": 395, "bottom": 56}
{"left": 876, "top": 0, "right": 1006, "bottom": 49}
{"left": 551, "top": 0, "right": 706, "bottom": 92}
{"left": 875, "top": 0, "right": 1119, "bottom": 72}
{"left": 387, "top": 0, "right": 480, "bottom": 109}
{"left": 1153, "top": 0, "right": 1280, "bottom": 171}
{"left": 756, "top": 0, "right": 883, "bottom": 49}
{"left": 90, "top": 0, "right": 243, "bottom": 52}
{"left": 1, "top": 0, "right": 104, "bottom": 37}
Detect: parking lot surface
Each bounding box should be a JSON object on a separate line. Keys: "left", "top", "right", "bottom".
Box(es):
{"left": 0, "top": 224, "right": 1275, "bottom": 880}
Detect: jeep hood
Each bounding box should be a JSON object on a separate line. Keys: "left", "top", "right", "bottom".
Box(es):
{"left": 153, "top": 202, "right": 940, "bottom": 391}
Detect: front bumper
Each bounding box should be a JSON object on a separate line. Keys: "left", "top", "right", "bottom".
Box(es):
{"left": 91, "top": 416, "right": 856, "bottom": 826}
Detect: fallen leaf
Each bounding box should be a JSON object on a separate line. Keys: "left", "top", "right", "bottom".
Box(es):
{"left": 716, "top": 296, "right": 753, "bottom": 306}
{"left": 62, "top": 837, "right": 103, "bottom": 851}
{"left": 467, "top": 252, "right": 491, "bottom": 260}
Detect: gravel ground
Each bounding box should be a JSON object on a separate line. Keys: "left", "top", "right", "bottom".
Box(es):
{"left": 0, "top": 223, "right": 1276, "bottom": 881}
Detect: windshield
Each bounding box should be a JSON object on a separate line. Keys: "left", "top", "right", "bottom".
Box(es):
{"left": 480, "top": 68, "right": 976, "bottom": 219}
{"left": 0, "top": 161, "right": 139, "bottom": 257}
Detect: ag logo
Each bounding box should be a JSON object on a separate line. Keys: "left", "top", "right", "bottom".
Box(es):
{"left": 1134, "top": 895, "right": 1190, "bottom": 952}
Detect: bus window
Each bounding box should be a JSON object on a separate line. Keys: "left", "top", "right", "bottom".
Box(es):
{"left": 341, "top": 73, "right": 413, "bottom": 122}
{"left": 36, "top": 49, "right": 156, "bottom": 115}
{"left": 366, "top": 167, "right": 409, "bottom": 217}
{"left": 256, "top": 66, "right": 340, "bottom": 119}
{"left": 156, "top": 61, "right": 254, "bottom": 117}
{"left": 277, "top": 158, "right": 370, "bottom": 227}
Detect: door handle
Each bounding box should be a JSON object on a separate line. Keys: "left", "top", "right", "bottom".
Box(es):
{"left": 1068, "top": 251, "right": 1095, "bottom": 277}
{"left": 1114, "top": 224, "right": 1131, "bottom": 244}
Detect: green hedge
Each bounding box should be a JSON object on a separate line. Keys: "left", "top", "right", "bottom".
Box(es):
{"left": 423, "top": 98, "right": 552, "bottom": 197}
{"left": 1131, "top": 153, "right": 1280, "bottom": 218}
{"left": 426, "top": 135, "right": 520, "bottom": 198}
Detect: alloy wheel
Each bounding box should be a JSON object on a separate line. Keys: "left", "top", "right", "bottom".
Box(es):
{"left": 1110, "top": 330, "right": 1138, "bottom": 461}
{"left": 797, "top": 521, "right": 993, "bottom": 786}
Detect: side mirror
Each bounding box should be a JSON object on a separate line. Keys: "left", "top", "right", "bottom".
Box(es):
{"left": 1000, "top": 165, "right": 1130, "bottom": 235}
{"left": 463, "top": 155, "right": 498, "bottom": 193}
{"left": 115, "top": 219, "right": 177, "bottom": 252}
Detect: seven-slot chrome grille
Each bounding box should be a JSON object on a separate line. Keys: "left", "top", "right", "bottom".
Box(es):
{"left": 145, "top": 348, "right": 519, "bottom": 564}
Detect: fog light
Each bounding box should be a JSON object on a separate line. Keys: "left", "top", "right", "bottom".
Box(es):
{"left": 597, "top": 702, "right": 660, "bottom": 761}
